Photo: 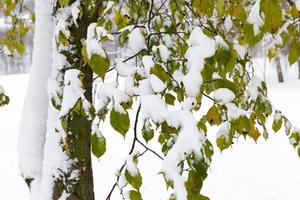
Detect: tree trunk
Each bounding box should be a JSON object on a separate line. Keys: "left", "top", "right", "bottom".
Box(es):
{"left": 18, "top": 0, "right": 53, "bottom": 198}
{"left": 275, "top": 57, "right": 284, "bottom": 82}
{"left": 40, "top": 1, "right": 103, "bottom": 199}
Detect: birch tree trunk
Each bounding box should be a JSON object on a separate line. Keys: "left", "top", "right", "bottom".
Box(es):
{"left": 40, "top": 1, "right": 103, "bottom": 199}
{"left": 18, "top": 0, "right": 53, "bottom": 198}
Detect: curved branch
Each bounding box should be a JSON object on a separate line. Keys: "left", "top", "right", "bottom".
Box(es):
{"left": 105, "top": 105, "right": 141, "bottom": 200}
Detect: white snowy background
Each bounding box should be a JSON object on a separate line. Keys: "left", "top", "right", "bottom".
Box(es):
{"left": 1, "top": 60, "right": 300, "bottom": 199}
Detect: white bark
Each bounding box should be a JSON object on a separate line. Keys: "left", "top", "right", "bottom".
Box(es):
{"left": 18, "top": 0, "right": 53, "bottom": 198}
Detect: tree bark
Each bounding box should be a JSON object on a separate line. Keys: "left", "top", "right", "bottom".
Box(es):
{"left": 275, "top": 57, "right": 284, "bottom": 82}
{"left": 47, "top": 1, "right": 103, "bottom": 199}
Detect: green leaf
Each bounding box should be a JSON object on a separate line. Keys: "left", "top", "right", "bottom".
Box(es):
{"left": 260, "top": 0, "right": 282, "bottom": 33}
{"left": 0, "top": 93, "right": 9, "bottom": 107}
{"left": 185, "top": 148, "right": 213, "bottom": 199}
{"left": 272, "top": 116, "right": 282, "bottom": 133}
{"left": 206, "top": 105, "right": 222, "bottom": 125}
{"left": 288, "top": 40, "right": 300, "bottom": 65}
{"left": 197, "top": 120, "right": 207, "bottom": 134}
{"left": 197, "top": 116, "right": 208, "bottom": 133}
{"left": 90, "top": 54, "right": 109, "bottom": 79}
{"left": 212, "top": 79, "right": 238, "bottom": 94}
{"left": 289, "top": 131, "right": 300, "bottom": 148}
{"left": 129, "top": 190, "right": 142, "bottom": 200}
{"left": 142, "top": 126, "right": 154, "bottom": 143}
{"left": 121, "top": 99, "right": 133, "bottom": 110}
{"left": 125, "top": 170, "right": 142, "bottom": 190}
{"left": 191, "top": 0, "right": 214, "bottom": 16}
{"left": 114, "top": 9, "right": 130, "bottom": 29}
{"left": 216, "top": 0, "right": 225, "bottom": 17}
{"left": 110, "top": 108, "right": 130, "bottom": 137}
{"left": 164, "top": 93, "right": 175, "bottom": 105}
{"left": 58, "top": 32, "right": 69, "bottom": 46}
{"left": 185, "top": 170, "right": 204, "bottom": 194}
{"left": 58, "top": 0, "right": 69, "bottom": 6}
{"left": 13, "top": 41, "right": 25, "bottom": 55}
{"left": 203, "top": 140, "right": 214, "bottom": 163}
{"left": 91, "top": 133, "right": 106, "bottom": 158}
{"left": 216, "top": 135, "right": 231, "bottom": 151}
{"left": 243, "top": 23, "right": 263, "bottom": 47}
{"left": 248, "top": 127, "right": 260, "bottom": 142}
{"left": 150, "top": 64, "right": 171, "bottom": 84}
{"left": 231, "top": 116, "right": 251, "bottom": 135}
{"left": 229, "top": 4, "right": 247, "bottom": 23}
{"left": 187, "top": 193, "right": 210, "bottom": 200}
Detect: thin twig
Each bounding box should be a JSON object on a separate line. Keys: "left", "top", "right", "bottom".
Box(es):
{"left": 105, "top": 105, "right": 141, "bottom": 200}
{"left": 136, "top": 138, "right": 163, "bottom": 160}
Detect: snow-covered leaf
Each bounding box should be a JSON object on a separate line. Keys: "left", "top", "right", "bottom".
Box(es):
{"left": 91, "top": 133, "right": 106, "bottom": 159}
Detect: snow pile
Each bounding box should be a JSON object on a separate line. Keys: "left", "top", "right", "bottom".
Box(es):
{"left": 140, "top": 95, "right": 207, "bottom": 199}
{"left": 126, "top": 151, "right": 139, "bottom": 176}
{"left": 141, "top": 55, "right": 167, "bottom": 93}
{"left": 54, "top": 9, "right": 72, "bottom": 42}
{"left": 183, "top": 27, "right": 216, "bottom": 97}
{"left": 128, "top": 28, "right": 146, "bottom": 54}
{"left": 86, "top": 23, "right": 113, "bottom": 59}
{"left": 115, "top": 59, "right": 136, "bottom": 77}
{"left": 142, "top": 55, "right": 154, "bottom": 76}
{"left": 224, "top": 16, "right": 233, "bottom": 32}
{"left": 248, "top": 76, "right": 263, "bottom": 100}
{"left": 125, "top": 77, "right": 154, "bottom": 96}
{"left": 95, "top": 82, "right": 131, "bottom": 113}
{"left": 214, "top": 88, "right": 235, "bottom": 104}
{"left": 181, "top": 97, "right": 197, "bottom": 110}
{"left": 216, "top": 121, "right": 231, "bottom": 139}
{"left": 70, "top": 0, "right": 81, "bottom": 27}
{"left": 140, "top": 95, "right": 167, "bottom": 123}
{"left": 152, "top": 44, "right": 170, "bottom": 62}
{"left": 162, "top": 110, "right": 206, "bottom": 199}
{"left": 59, "top": 69, "right": 84, "bottom": 117}
{"left": 226, "top": 103, "right": 250, "bottom": 119}
{"left": 149, "top": 75, "right": 166, "bottom": 93}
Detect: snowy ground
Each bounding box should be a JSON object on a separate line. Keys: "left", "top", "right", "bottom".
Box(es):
{"left": 1, "top": 72, "right": 300, "bottom": 200}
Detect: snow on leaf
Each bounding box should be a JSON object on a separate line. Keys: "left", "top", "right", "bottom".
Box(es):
{"left": 91, "top": 124, "right": 106, "bottom": 158}
{"left": 59, "top": 69, "right": 84, "bottom": 117}
{"left": 128, "top": 28, "right": 146, "bottom": 54}
{"left": 125, "top": 152, "right": 142, "bottom": 190}
{"left": 213, "top": 88, "right": 235, "bottom": 104}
